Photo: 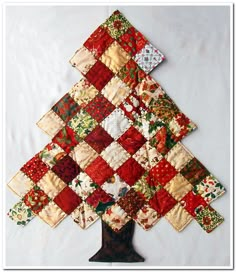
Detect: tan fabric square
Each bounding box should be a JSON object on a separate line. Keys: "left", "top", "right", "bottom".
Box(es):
{"left": 100, "top": 41, "right": 131, "bottom": 73}
{"left": 38, "top": 202, "right": 67, "bottom": 228}
{"left": 36, "top": 109, "right": 65, "bottom": 137}
{"left": 165, "top": 142, "right": 193, "bottom": 171}
{"left": 164, "top": 173, "right": 193, "bottom": 201}
{"left": 69, "top": 46, "right": 97, "bottom": 74}
{"left": 135, "top": 204, "right": 161, "bottom": 230}
{"left": 102, "top": 76, "right": 131, "bottom": 106}
{"left": 37, "top": 170, "right": 67, "bottom": 199}
{"left": 69, "top": 142, "right": 98, "bottom": 169}
{"left": 7, "top": 171, "right": 34, "bottom": 197}
{"left": 165, "top": 203, "right": 193, "bottom": 231}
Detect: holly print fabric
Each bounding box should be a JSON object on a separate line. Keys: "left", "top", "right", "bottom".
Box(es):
{"left": 7, "top": 10, "right": 225, "bottom": 236}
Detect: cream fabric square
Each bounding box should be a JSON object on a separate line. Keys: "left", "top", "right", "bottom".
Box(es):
{"left": 164, "top": 173, "right": 193, "bottom": 201}
{"left": 7, "top": 171, "right": 34, "bottom": 197}
{"left": 165, "top": 203, "right": 193, "bottom": 231}
{"left": 36, "top": 109, "right": 65, "bottom": 137}
{"left": 37, "top": 170, "right": 67, "bottom": 199}
{"left": 135, "top": 204, "right": 161, "bottom": 230}
{"left": 40, "top": 143, "right": 66, "bottom": 168}
{"left": 165, "top": 142, "right": 193, "bottom": 171}
{"left": 100, "top": 41, "right": 131, "bottom": 73}
{"left": 69, "top": 142, "right": 98, "bottom": 169}
{"left": 69, "top": 46, "right": 97, "bottom": 74}
{"left": 38, "top": 202, "right": 67, "bottom": 228}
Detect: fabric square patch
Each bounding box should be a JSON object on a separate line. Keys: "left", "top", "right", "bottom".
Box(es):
{"left": 133, "top": 42, "right": 165, "bottom": 74}
{"left": 71, "top": 202, "right": 99, "bottom": 229}
{"left": 164, "top": 173, "right": 193, "bottom": 201}
{"left": 84, "top": 156, "right": 114, "bottom": 186}
{"left": 70, "top": 46, "right": 97, "bottom": 74}
{"left": 165, "top": 203, "right": 192, "bottom": 232}
{"left": 102, "top": 203, "right": 131, "bottom": 232}
{"left": 102, "top": 76, "right": 132, "bottom": 107}
{"left": 21, "top": 155, "right": 49, "bottom": 183}
{"left": 180, "top": 191, "right": 208, "bottom": 217}
{"left": 180, "top": 158, "right": 210, "bottom": 186}
{"left": 116, "top": 157, "right": 145, "bottom": 186}
{"left": 52, "top": 93, "right": 80, "bottom": 123}
{"left": 101, "top": 108, "right": 131, "bottom": 140}
{"left": 149, "top": 188, "right": 177, "bottom": 216}
{"left": 149, "top": 158, "right": 178, "bottom": 187}
{"left": 84, "top": 93, "right": 116, "bottom": 123}
{"left": 118, "top": 26, "right": 147, "bottom": 56}
{"left": 37, "top": 170, "right": 67, "bottom": 199}
{"left": 51, "top": 155, "right": 80, "bottom": 184}
{"left": 117, "top": 126, "right": 147, "bottom": 155}
{"left": 134, "top": 204, "right": 161, "bottom": 230}
{"left": 117, "top": 188, "right": 145, "bottom": 217}
{"left": 100, "top": 41, "right": 131, "bottom": 73}
{"left": 68, "top": 109, "right": 98, "bottom": 140}
{"left": 195, "top": 206, "right": 224, "bottom": 233}
{"left": 84, "top": 125, "right": 114, "bottom": 154}
{"left": 52, "top": 126, "right": 80, "bottom": 154}
{"left": 69, "top": 141, "right": 98, "bottom": 170}
{"left": 84, "top": 26, "right": 114, "bottom": 58}
{"left": 23, "top": 186, "right": 50, "bottom": 214}
{"left": 118, "top": 59, "right": 146, "bottom": 89}
{"left": 85, "top": 60, "right": 114, "bottom": 91}
{"left": 38, "top": 202, "right": 67, "bottom": 228}
{"left": 101, "top": 141, "right": 130, "bottom": 170}
{"left": 101, "top": 174, "right": 130, "bottom": 201}
{"left": 8, "top": 201, "right": 35, "bottom": 226}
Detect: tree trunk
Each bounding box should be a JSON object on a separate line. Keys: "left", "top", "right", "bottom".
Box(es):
{"left": 89, "top": 220, "right": 145, "bottom": 262}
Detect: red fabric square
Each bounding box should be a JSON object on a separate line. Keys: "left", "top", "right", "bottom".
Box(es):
{"left": 117, "top": 126, "right": 146, "bottom": 155}
{"left": 118, "top": 26, "right": 147, "bottom": 56}
{"left": 53, "top": 186, "right": 82, "bottom": 214}
{"left": 21, "top": 154, "right": 49, "bottom": 183}
{"left": 84, "top": 93, "right": 115, "bottom": 123}
{"left": 52, "top": 126, "right": 80, "bottom": 154}
{"left": 170, "top": 113, "right": 193, "bottom": 142}
{"left": 116, "top": 158, "right": 145, "bottom": 186}
{"left": 86, "top": 187, "right": 114, "bottom": 210}
{"left": 180, "top": 191, "right": 208, "bottom": 217}
{"left": 86, "top": 61, "right": 114, "bottom": 91}
{"left": 149, "top": 158, "right": 178, "bottom": 186}
{"left": 84, "top": 125, "right": 114, "bottom": 153}
{"left": 51, "top": 155, "right": 80, "bottom": 184}
{"left": 85, "top": 156, "right": 114, "bottom": 186}
{"left": 149, "top": 188, "right": 177, "bottom": 216}
{"left": 84, "top": 26, "right": 114, "bottom": 58}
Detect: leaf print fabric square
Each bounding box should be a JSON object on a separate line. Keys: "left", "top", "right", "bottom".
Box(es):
{"left": 8, "top": 201, "right": 35, "bottom": 226}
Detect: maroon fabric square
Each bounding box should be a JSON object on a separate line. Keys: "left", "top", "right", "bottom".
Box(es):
{"left": 86, "top": 61, "right": 114, "bottom": 91}
{"left": 117, "top": 126, "right": 146, "bottom": 155}
{"left": 84, "top": 93, "right": 115, "bottom": 123}
{"left": 116, "top": 158, "right": 145, "bottom": 186}
{"left": 21, "top": 154, "right": 49, "bottom": 183}
{"left": 149, "top": 188, "right": 177, "bottom": 216}
{"left": 51, "top": 155, "right": 80, "bottom": 184}
{"left": 53, "top": 186, "right": 82, "bottom": 214}
{"left": 84, "top": 125, "right": 114, "bottom": 153}
{"left": 85, "top": 156, "right": 114, "bottom": 186}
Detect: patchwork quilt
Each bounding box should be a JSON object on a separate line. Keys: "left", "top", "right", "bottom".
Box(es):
{"left": 7, "top": 10, "right": 225, "bottom": 235}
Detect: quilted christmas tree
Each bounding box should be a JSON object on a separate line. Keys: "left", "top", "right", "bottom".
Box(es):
{"left": 7, "top": 10, "right": 225, "bottom": 262}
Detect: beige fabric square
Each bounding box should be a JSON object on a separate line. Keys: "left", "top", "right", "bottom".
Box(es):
{"left": 71, "top": 202, "right": 99, "bottom": 229}
{"left": 102, "top": 76, "right": 131, "bottom": 106}
{"left": 165, "top": 203, "right": 193, "bottom": 231}
{"left": 69, "top": 142, "right": 98, "bottom": 169}
{"left": 69, "top": 46, "right": 97, "bottom": 74}
{"left": 135, "top": 204, "right": 161, "bottom": 230}
{"left": 36, "top": 109, "right": 65, "bottom": 137}
{"left": 165, "top": 142, "right": 193, "bottom": 171}
{"left": 38, "top": 202, "right": 67, "bottom": 228}
{"left": 7, "top": 171, "right": 34, "bottom": 197}
{"left": 164, "top": 173, "right": 193, "bottom": 201}
{"left": 37, "top": 170, "right": 67, "bottom": 199}
{"left": 100, "top": 41, "right": 131, "bottom": 73}
{"left": 69, "top": 79, "right": 99, "bottom": 106}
